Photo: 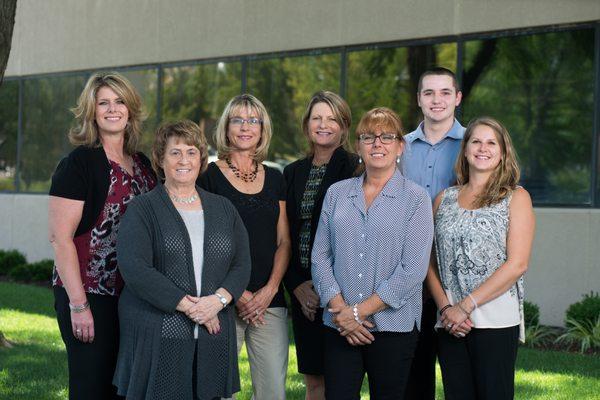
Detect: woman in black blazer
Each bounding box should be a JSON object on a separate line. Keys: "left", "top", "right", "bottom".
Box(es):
{"left": 284, "top": 91, "right": 357, "bottom": 400}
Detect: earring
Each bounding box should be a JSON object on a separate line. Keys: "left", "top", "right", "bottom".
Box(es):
{"left": 396, "top": 155, "right": 401, "bottom": 164}
{"left": 358, "top": 156, "right": 363, "bottom": 164}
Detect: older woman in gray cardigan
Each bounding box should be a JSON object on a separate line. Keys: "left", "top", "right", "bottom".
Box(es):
{"left": 113, "top": 120, "right": 251, "bottom": 400}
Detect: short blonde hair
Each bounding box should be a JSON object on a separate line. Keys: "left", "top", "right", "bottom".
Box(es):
{"left": 151, "top": 120, "right": 208, "bottom": 180}
{"left": 354, "top": 107, "right": 405, "bottom": 175}
{"left": 456, "top": 117, "right": 520, "bottom": 208}
{"left": 214, "top": 94, "right": 272, "bottom": 163}
{"left": 301, "top": 91, "right": 352, "bottom": 154}
{"left": 69, "top": 72, "right": 145, "bottom": 155}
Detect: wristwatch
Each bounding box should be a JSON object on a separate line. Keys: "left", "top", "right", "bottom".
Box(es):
{"left": 215, "top": 292, "right": 227, "bottom": 308}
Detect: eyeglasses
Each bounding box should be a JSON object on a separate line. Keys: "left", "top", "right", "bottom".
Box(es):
{"left": 229, "top": 117, "right": 262, "bottom": 126}
{"left": 358, "top": 133, "right": 399, "bottom": 144}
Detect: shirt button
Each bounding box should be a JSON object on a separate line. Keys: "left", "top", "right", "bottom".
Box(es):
{"left": 358, "top": 273, "right": 363, "bottom": 278}
{"left": 359, "top": 293, "right": 363, "bottom": 298}
{"left": 361, "top": 234, "right": 365, "bottom": 238}
{"left": 359, "top": 253, "right": 364, "bottom": 258}
{"left": 426, "top": 184, "right": 430, "bottom": 188}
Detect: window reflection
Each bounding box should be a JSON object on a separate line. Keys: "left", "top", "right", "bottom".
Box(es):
{"left": 161, "top": 62, "right": 242, "bottom": 151}
{"left": 461, "top": 29, "right": 594, "bottom": 204}
{"left": 120, "top": 69, "right": 159, "bottom": 154}
{"left": 347, "top": 43, "right": 456, "bottom": 135}
{"left": 0, "top": 81, "right": 18, "bottom": 191}
{"left": 20, "top": 75, "right": 86, "bottom": 192}
{"left": 247, "top": 54, "right": 340, "bottom": 161}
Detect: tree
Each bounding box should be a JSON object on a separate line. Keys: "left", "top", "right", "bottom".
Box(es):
{"left": 0, "top": 0, "right": 17, "bottom": 349}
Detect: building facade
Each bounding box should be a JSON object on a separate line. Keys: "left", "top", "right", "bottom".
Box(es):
{"left": 1, "top": 0, "right": 599, "bottom": 326}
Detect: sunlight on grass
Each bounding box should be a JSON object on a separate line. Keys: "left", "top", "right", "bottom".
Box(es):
{"left": 1, "top": 282, "right": 599, "bottom": 400}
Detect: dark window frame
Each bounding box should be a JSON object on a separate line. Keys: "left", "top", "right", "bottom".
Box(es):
{"left": 0, "top": 21, "right": 596, "bottom": 208}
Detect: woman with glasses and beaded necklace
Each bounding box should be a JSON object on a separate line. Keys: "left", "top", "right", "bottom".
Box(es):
{"left": 197, "top": 94, "right": 291, "bottom": 400}
{"left": 312, "top": 107, "right": 433, "bottom": 399}
{"left": 283, "top": 91, "right": 357, "bottom": 400}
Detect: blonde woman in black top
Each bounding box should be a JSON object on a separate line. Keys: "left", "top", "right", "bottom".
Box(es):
{"left": 198, "top": 94, "right": 291, "bottom": 400}
{"left": 283, "top": 91, "right": 357, "bottom": 400}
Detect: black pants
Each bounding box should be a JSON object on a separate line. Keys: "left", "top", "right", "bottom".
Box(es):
{"left": 437, "top": 325, "right": 520, "bottom": 400}
{"left": 404, "top": 298, "right": 438, "bottom": 400}
{"left": 54, "top": 286, "right": 122, "bottom": 400}
{"left": 323, "top": 327, "right": 418, "bottom": 400}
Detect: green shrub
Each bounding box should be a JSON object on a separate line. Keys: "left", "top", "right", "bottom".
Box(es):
{"left": 7, "top": 259, "right": 54, "bottom": 283}
{"left": 0, "top": 250, "right": 27, "bottom": 276}
{"left": 524, "top": 300, "right": 540, "bottom": 327}
{"left": 565, "top": 292, "right": 600, "bottom": 327}
{"left": 556, "top": 316, "right": 600, "bottom": 353}
{"left": 525, "top": 323, "right": 555, "bottom": 348}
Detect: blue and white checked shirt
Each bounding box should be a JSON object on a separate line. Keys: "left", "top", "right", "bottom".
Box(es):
{"left": 311, "top": 170, "right": 434, "bottom": 332}
{"left": 401, "top": 119, "right": 465, "bottom": 199}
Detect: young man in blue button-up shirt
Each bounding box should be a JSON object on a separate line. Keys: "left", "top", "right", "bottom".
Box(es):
{"left": 401, "top": 67, "right": 465, "bottom": 400}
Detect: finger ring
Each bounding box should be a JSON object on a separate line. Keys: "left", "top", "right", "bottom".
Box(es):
{"left": 447, "top": 323, "right": 453, "bottom": 329}
{"left": 458, "top": 332, "right": 465, "bottom": 337}
{"left": 337, "top": 327, "right": 342, "bottom": 332}
{"left": 76, "top": 329, "right": 81, "bottom": 333}
{"left": 306, "top": 301, "right": 310, "bottom": 307}
{"left": 255, "top": 310, "right": 260, "bottom": 316}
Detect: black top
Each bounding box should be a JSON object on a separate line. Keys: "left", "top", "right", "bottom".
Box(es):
{"left": 198, "top": 162, "right": 287, "bottom": 308}
{"left": 283, "top": 146, "right": 358, "bottom": 292}
{"left": 49, "top": 145, "right": 155, "bottom": 237}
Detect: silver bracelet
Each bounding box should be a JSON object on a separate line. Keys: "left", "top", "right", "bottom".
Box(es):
{"left": 69, "top": 301, "right": 90, "bottom": 313}
{"left": 352, "top": 304, "right": 363, "bottom": 325}
{"left": 468, "top": 293, "right": 478, "bottom": 310}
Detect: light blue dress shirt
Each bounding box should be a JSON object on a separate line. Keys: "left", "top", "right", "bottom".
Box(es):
{"left": 401, "top": 119, "right": 465, "bottom": 199}
{"left": 311, "top": 170, "right": 433, "bottom": 332}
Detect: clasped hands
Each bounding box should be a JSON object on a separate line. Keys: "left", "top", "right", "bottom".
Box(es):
{"left": 293, "top": 280, "right": 320, "bottom": 321}
{"left": 235, "top": 285, "right": 277, "bottom": 327}
{"left": 440, "top": 304, "right": 473, "bottom": 338}
{"left": 177, "top": 294, "right": 222, "bottom": 335}
{"left": 329, "top": 303, "right": 375, "bottom": 346}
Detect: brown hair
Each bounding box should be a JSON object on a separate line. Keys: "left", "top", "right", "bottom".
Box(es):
{"left": 69, "top": 71, "right": 145, "bottom": 154}
{"left": 354, "top": 107, "right": 405, "bottom": 174}
{"left": 214, "top": 94, "right": 272, "bottom": 162}
{"left": 417, "top": 67, "right": 460, "bottom": 93}
{"left": 151, "top": 120, "right": 208, "bottom": 180}
{"left": 301, "top": 91, "right": 352, "bottom": 154}
{"left": 455, "top": 117, "right": 520, "bottom": 208}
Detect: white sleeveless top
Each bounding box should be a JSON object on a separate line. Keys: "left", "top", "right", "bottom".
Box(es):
{"left": 434, "top": 186, "right": 525, "bottom": 342}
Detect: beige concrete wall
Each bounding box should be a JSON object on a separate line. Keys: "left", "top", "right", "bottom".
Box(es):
{"left": 0, "top": 194, "right": 52, "bottom": 263}
{"left": 6, "top": 0, "right": 600, "bottom": 77}
{"left": 0, "top": 193, "right": 598, "bottom": 326}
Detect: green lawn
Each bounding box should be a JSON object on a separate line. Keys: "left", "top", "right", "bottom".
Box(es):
{"left": 1, "top": 282, "right": 598, "bottom": 399}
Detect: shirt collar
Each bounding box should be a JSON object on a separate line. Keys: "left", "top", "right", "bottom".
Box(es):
{"left": 348, "top": 169, "right": 403, "bottom": 198}
{"left": 411, "top": 118, "right": 463, "bottom": 143}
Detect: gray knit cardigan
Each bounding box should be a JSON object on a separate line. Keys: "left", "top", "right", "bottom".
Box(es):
{"left": 113, "top": 184, "right": 251, "bottom": 400}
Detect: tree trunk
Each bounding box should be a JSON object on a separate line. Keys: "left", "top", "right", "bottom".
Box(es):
{"left": 0, "top": 0, "right": 17, "bottom": 348}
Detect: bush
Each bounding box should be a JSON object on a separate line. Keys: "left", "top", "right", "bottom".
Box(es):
{"left": 525, "top": 323, "right": 555, "bottom": 348}
{"left": 0, "top": 249, "right": 27, "bottom": 276}
{"left": 565, "top": 292, "right": 600, "bottom": 327}
{"left": 7, "top": 259, "right": 54, "bottom": 283}
{"left": 524, "top": 300, "right": 540, "bottom": 327}
{"left": 556, "top": 316, "right": 600, "bottom": 353}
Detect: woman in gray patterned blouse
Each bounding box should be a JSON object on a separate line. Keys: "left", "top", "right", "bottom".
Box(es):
{"left": 113, "top": 120, "right": 251, "bottom": 400}
{"left": 312, "top": 107, "right": 434, "bottom": 399}
{"left": 426, "top": 117, "right": 535, "bottom": 400}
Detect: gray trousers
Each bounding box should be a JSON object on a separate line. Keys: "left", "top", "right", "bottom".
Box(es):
{"left": 226, "top": 307, "right": 289, "bottom": 400}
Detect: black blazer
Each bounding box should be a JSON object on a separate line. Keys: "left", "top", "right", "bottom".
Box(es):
{"left": 283, "top": 146, "right": 358, "bottom": 292}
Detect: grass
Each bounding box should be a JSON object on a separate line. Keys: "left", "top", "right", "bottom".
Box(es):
{"left": 1, "top": 282, "right": 599, "bottom": 400}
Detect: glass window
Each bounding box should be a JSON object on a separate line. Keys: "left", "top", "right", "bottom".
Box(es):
{"left": 161, "top": 62, "right": 242, "bottom": 154}
{"left": 19, "top": 75, "right": 86, "bottom": 192}
{"left": 347, "top": 43, "right": 456, "bottom": 135}
{"left": 0, "top": 80, "right": 19, "bottom": 191}
{"left": 462, "top": 29, "right": 595, "bottom": 205}
{"left": 120, "top": 68, "right": 159, "bottom": 153}
{"left": 247, "top": 53, "right": 341, "bottom": 161}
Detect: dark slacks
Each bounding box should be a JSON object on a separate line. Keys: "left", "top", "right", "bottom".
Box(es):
{"left": 323, "top": 327, "right": 418, "bottom": 400}
{"left": 54, "top": 286, "right": 122, "bottom": 400}
{"left": 404, "top": 298, "right": 437, "bottom": 400}
{"left": 437, "top": 325, "right": 520, "bottom": 400}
